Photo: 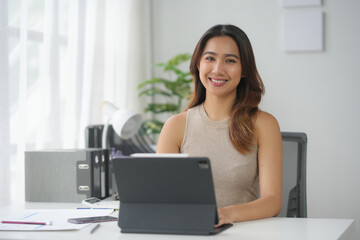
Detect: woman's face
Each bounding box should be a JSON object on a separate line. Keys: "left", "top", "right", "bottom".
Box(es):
{"left": 198, "top": 36, "right": 242, "bottom": 99}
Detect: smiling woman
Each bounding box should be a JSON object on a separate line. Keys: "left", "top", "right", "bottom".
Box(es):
{"left": 156, "top": 24, "right": 283, "bottom": 227}
{"left": 198, "top": 36, "right": 242, "bottom": 102}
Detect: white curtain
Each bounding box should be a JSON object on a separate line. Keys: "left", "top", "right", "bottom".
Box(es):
{"left": 0, "top": 0, "right": 147, "bottom": 206}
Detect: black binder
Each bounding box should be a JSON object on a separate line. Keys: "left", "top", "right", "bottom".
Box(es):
{"left": 112, "top": 156, "right": 232, "bottom": 235}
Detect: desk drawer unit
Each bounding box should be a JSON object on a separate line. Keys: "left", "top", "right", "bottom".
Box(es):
{"left": 25, "top": 149, "right": 110, "bottom": 202}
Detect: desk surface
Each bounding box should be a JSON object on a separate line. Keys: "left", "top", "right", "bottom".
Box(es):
{"left": 0, "top": 202, "right": 355, "bottom": 240}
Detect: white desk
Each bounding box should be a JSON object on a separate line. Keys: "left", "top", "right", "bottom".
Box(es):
{"left": 0, "top": 202, "right": 355, "bottom": 240}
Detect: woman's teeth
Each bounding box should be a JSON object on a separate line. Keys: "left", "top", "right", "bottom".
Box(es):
{"left": 210, "top": 78, "right": 226, "bottom": 83}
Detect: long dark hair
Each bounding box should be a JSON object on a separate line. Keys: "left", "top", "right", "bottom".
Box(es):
{"left": 188, "top": 24, "right": 264, "bottom": 154}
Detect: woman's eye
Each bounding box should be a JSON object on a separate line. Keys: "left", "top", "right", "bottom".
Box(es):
{"left": 205, "top": 56, "right": 215, "bottom": 61}
{"left": 226, "top": 59, "right": 236, "bottom": 63}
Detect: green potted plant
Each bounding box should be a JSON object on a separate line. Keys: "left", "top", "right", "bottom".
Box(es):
{"left": 138, "top": 53, "right": 192, "bottom": 137}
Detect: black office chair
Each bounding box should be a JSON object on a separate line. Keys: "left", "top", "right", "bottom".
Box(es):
{"left": 278, "top": 132, "right": 307, "bottom": 218}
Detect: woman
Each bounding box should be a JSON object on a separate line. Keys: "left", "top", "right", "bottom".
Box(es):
{"left": 156, "top": 24, "right": 282, "bottom": 227}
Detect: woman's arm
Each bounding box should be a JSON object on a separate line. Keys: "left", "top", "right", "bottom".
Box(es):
{"left": 215, "top": 111, "right": 283, "bottom": 227}
{"left": 156, "top": 112, "right": 187, "bottom": 153}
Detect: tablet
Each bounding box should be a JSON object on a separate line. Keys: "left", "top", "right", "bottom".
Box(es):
{"left": 112, "top": 156, "right": 232, "bottom": 235}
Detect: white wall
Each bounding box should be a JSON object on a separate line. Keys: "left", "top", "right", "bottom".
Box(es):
{"left": 150, "top": 0, "right": 360, "bottom": 239}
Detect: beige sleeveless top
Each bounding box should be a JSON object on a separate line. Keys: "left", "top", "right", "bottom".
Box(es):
{"left": 180, "top": 104, "right": 259, "bottom": 208}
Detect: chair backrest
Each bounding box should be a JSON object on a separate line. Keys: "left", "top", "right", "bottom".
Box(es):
{"left": 278, "top": 132, "right": 307, "bottom": 218}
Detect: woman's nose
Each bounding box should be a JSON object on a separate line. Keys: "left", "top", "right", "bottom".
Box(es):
{"left": 212, "top": 61, "right": 225, "bottom": 75}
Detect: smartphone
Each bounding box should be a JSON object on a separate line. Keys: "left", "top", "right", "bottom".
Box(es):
{"left": 81, "top": 197, "right": 120, "bottom": 209}
{"left": 67, "top": 215, "right": 118, "bottom": 224}
{"left": 82, "top": 197, "right": 102, "bottom": 206}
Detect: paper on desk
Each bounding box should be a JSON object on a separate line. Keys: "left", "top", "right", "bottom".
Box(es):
{"left": 0, "top": 209, "right": 114, "bottom": 231}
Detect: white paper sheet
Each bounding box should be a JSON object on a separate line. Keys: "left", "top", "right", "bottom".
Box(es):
{"left": 0, "top": 209, "right": 114, "bottom": 231}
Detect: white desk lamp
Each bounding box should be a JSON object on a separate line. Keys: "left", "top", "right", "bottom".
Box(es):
{"left": 101, "top": 101, "right": 142, "bottom": 149}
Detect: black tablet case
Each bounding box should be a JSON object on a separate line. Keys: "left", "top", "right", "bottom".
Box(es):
{"left": 112, "top": 156, "right": 232, "bottom": 235}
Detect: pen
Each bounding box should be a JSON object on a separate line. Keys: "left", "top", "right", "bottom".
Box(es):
{"left": 90, "top": 223, "right": 100, "bottom": 234}
{"left": 77, "top": 207, "right": 114, "bottom": 210}
{"left": 1, "top": 221, "right": 52, "bottom": 225}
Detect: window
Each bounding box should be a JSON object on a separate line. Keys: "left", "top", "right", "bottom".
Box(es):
{"left": 0, "top": 0, "right": 146, "bottom": 205}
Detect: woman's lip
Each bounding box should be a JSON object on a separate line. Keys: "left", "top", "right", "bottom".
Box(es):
{"left": 210, "top": 77, "right": 227, "bottom": 81}
{"left": 209, "top": 77, "right": 227, "bottom": 86}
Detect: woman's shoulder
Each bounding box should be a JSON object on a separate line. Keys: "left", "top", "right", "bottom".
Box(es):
{"left": 255, "top": 110, "right": 281, "bottom": 142}
{"left": 164, "top": 111, "right": 187, "bottom": 128}
{"left": 156, "top": 111, "right": 187, "bottom": 153}
{"left": 256, "top": 110, "right": 279, "bottom": 126}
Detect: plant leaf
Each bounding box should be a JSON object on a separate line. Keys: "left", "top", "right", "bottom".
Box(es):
{"left": 164, "top": 65, "right": 183, "bottom": 75}
{"left": 183, "top": 77, "right": 193, "bottom": 83}
{"left": 175, "top": 72, "right": 192, "bottom": 81}
{"left": 138, "top": 88, "right": 172, "bottom": 97}
{"left": 159, "top": 53, "right": 192, "bottom": 72}
{"left": 141, "top": 120, "right": 164, "bottom": 135}
{"left": 173, "top": 85, "right": 191, "bottom": 99}
{"left": 167, "top": 53, "right": 192, "bottom": 67}
{"left": 145, "top": 103, "right": 179, "bottom": 113}
{"left": 137, "top": 78, "right": 173, "bottom": 89}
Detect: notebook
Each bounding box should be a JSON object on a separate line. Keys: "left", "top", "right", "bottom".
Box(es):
{"left": 112, "top": 155, "right": 233, "bottom": 235}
